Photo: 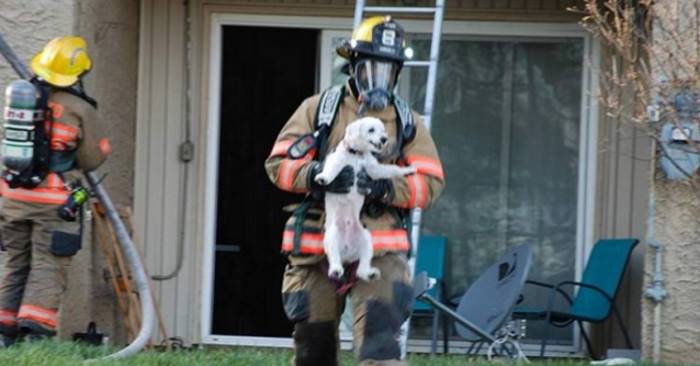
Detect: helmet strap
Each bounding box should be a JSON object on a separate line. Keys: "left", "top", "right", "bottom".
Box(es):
{"left": 64, "top": 80, "right": 98, "bottom": 109}
{"left": 348, "top": 78, "right": 360, "bottom": 100}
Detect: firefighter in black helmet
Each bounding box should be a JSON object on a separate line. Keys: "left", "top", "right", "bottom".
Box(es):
{"left": 337, "top": 15, "right": 413, "bottom": 113}
{"left": 266, "top": 16, "right": 444, "bottom": 366}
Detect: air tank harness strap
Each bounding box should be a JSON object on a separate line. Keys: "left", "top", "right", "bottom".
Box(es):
{"left": 292, "top": 197, "right": 314, "bottom": 255}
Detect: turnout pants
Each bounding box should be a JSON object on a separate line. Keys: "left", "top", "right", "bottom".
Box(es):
{"left": 0, "top": 200, "right": 81, "bottom": 336}
{"left": 282, "top": 252, "right": 413, "bottom": 366}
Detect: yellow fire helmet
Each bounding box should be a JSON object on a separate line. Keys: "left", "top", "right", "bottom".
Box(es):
{"left": 31, "top": 36, "right": 92, "bottom": 87}
{"left": 337, "top": 16, "right": 412, "bottom": 63}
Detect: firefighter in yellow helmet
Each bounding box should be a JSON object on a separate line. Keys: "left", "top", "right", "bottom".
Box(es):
{"left": 265, "top": 17, "right": 444, "bottom": 365}
{"left": 0, "top": 36, "right": 110, "bottom": 346}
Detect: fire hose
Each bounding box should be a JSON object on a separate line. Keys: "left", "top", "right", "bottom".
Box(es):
{"left": 0, "top": 34, "right": 155, "bottom": 360}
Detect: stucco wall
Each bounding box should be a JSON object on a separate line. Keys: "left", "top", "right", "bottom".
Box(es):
{"left": 640, "top": 2, "right": 700, "bottom": 363}
{"left": 0, "top": 0, "right": 82, "bottom": 337}
{"left": 75, "top": 0, "right": 139, "bottom": 208}
{"left": 64, "top": 0, "right": 139, "bottom": 345}
{"left": 642, "top": 170, "right": 700, "bottom": 364}
{"left": 0, "top": 1, "right": 75, "bottom": 110}
{"left": 0, "top": 0, "right": 138, "bottom": 345}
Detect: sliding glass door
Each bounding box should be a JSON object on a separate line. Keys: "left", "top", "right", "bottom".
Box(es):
{"left": 322, "top": 30, "right": 591, "bottom": 349}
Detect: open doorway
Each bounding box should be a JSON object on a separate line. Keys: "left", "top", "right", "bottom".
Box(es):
{"left": 211, "top": 25, "right": 318, "bottom": 337}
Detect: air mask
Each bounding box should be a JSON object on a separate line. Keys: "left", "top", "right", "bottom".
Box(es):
{"left": 353, "top": 58, "right": 399, "bottom": 113}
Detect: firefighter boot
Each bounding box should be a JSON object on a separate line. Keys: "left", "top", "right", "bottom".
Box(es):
{"left": 292, "top": 321, "right": 338, "bottom": 366}
{"left": 0, "top": 334, "right": 16, "bottom": 348}
{"left": 19, "top": 318, "right": 55, "bottom": 342}
{"left": 0, "top": 322, "right": 18, "bottom": 348}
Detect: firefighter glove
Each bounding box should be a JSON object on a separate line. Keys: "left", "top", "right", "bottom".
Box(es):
{"left": 357, "top": 168, "right": 394, "bottom": 203}
{"left": 308, "top": 162, "right": 354, "bottom": 194}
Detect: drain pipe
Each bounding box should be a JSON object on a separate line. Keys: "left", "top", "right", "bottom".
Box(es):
{"left": 644, "top": 149, "right": 667, "bottom": 364}
{"left": 151, "top": 0, "right": 192, "bottom": 281}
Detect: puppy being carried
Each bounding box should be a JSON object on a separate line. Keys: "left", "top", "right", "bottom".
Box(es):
{"left": 314, "top": 117, "right": 416, "bottom": 281}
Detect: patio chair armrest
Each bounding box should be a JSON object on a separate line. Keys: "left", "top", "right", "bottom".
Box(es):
{"left": 553, "top": 281, "right": 615, "bottom": 303}
{"left": 525, "top": 279, "right": 554, "bottom": 288}
{"left": 525, "top": 280, "right": 574, "bottom": 305}
{"left": 433, "top": 278, "right": 447, "bottom": 302}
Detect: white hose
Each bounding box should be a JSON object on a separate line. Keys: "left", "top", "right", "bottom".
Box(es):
{"left": 85, "top": 171, "right": 155, "bottom": 361}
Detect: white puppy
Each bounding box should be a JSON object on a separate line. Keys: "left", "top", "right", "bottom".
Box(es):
{"left": 314, "top": 117, "right": 416, "bottom": 281}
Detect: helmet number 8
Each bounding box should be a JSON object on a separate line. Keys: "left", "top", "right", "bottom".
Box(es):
{"left": 382, "top": 30, "right": 396, "bottom": 46}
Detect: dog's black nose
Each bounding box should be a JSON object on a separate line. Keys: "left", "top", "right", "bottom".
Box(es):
{"left": 380, "top": 137, "right": 388, "bottom": 144}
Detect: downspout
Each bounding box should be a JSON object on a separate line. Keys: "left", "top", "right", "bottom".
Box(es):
{"left": 151, "top": 0, "right": 193, "bottom": 281}
{"left": 644, "top": 143, "right": 667, "bottom": 364}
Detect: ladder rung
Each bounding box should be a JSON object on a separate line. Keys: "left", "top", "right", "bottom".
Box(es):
{"left": 364, "top": 6, "right": 437, "bottom": 14}
{"left": 404, "top": 61, "right": 433, "bottom": 67}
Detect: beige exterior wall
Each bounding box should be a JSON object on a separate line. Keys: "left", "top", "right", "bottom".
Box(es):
{"left": 0, "top": 0, "right": 138, "bottom": 345}
{"left": 641, "top": 174, "right": 700, "bottom": 364}
{"left": 0, "top": 1, "right": 75, "bottom": 110}
{"left": 0, "top": 0, "right": 83, "bottom": 338}
{"left": 75, "top": 0, "right": 140, "bottom": 208}
{"left": 66, "top": 0, "right": 140, "bottom": 344}
{"left": 639, "top": 3, "right": 700, "bottom": 364}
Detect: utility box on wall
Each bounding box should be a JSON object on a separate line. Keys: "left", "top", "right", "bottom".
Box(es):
{"left": 659, "top": 91, "right": 700, "bottom": 181}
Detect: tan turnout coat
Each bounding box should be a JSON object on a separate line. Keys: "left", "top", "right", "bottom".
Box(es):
{"left": 265, "top": 85, "right": 445, "bottom": 265}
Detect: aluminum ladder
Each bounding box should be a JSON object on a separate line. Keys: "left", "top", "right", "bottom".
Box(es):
{"left": 352, "top": 0, "right": 446, "bottom": 358}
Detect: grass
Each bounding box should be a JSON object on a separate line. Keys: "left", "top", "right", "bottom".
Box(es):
{"left": 0, "top": 340, "right": 594, "bottom": 366}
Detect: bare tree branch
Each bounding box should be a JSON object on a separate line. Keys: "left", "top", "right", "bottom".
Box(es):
{"left": 579, "top": 0, "right": 700, "bottom": 188}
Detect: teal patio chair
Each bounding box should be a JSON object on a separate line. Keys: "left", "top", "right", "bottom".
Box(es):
{"left": 512, "top": 238, "right": 639, "bottom": 358}
{"left": 413, "top": 235, "right": 447, "bottom": 354}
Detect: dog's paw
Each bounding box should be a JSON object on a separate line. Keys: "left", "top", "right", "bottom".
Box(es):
{"left": 328, "top": 266, "right": 344, "bottom": 279}
{"left": 357, "top": 267, "right": 381, "bottom": 281}
{"left": 314, "top": 174, "right": 330, "bottom": 186}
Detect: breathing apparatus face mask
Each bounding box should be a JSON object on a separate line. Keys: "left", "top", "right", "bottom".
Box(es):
{"left": 353, "top": 58, "right": 400, "bottom": 112}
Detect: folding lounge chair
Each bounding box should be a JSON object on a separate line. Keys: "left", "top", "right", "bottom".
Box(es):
{"left": 413, "top": 244, "right": 533, "bottom": 360}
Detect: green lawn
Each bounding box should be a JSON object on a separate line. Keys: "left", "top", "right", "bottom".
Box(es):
{"left": 0, "top": 340, "right": 592, "bottom": 366}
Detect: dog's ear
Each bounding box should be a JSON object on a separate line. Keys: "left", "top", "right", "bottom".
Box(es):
{"left": 345, "top": 122, "right": 361, "bottom": 143}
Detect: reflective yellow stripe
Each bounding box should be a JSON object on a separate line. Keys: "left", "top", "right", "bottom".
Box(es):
{"left": 406, "top": 155, "right": 444, "bottom": 180}
{"left": 406, "top": 174, "right": 427, "bottom": 208}
{"left": 281, "top": 229, "right": 410, "bottom": 254}
{"left": 1, "top": 181, "right": 70, "bottom": 205}
{"left": 18, "top": 304, "right": 57, "bottom": 328}
{"left": 46, "top": 120, "right": 79, "bottom": 151}
{"left": 47, "top": 172, "right": 63, "bottom": 189}
{"left": 46, "top": 120, "right": 78, "bottom": 139}
{"left": 0, "top": 309, "right": 17, "bottom": 325}
{"left": 277, "top": 157, "right": 311, "bottom": 193}
{"left": 269, "top": 140, "right": 293, "bottom": 157}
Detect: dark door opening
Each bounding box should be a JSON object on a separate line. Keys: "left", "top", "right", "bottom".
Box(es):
{"left": 212, "top": 25, "right": 318, "bottom": 336}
